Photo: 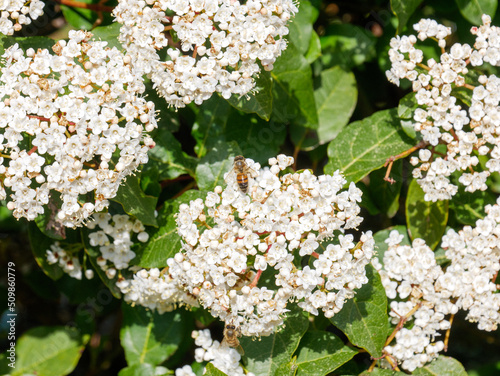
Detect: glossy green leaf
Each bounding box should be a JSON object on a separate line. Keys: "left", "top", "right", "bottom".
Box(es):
{"left": 406, "top": 179, "right": 449, "bottom": 250}
{"left": 61, "top": 0, "right": 114, "bottom": 30}
{"left": 134, "top": 190, "right": 206, "bottom": 268}
{"left": 193, "top": 96, "right": 285, "bottom": 164}
{"left": 2, "top": 36, "right": 54, "bottom": 51}
{"left": 314, "top": 67, "right": 357, "bottom": 144}
{"left": 295, "top": 331, "right": 357, "bottom": 376}
{"left": 320, "top": 24, "right": 376, "bottom": 70}
{"left": 28, "top": 222, "right": 64, "bottom": 280}
{"left": 192, "top": 97, "right": 231, "bottom": 158}
{"left": 195, "top": 141, "right": 241, "bottom": 192}
{"left": 242, "top": 306, "right": 309, "bottom": 376}
{"left": 120, "top": 303, "right": 186, "bottom": 366}
{"left": 412, "top": 355, "right": 467, "bottom": 376}
{"left": 360, "top": 368, "right": 407, "bottom": 376}
{"left": 148, "top": 127, "right": 197, "bottom": 180}
{"left": 305, "top": 30, "right": 322, "bottom": 64}
{"left": 373, "top": 225, "right": 410, "bottom": 264}
{"left": 92, "top": 23, "right": 123, "bottom": 50}
{"left": 275, "top": 360, "right": 298, "bottom": 376}
{"left": 2, "top": 326, "right": 85, "bottom": 376}
{"left": 226, "top": 71, "right": 273, "bottom": 121}
{"left": 112, "top": 175, "right": 158, "bottom": 227}
{"left": 397, "top": 92, "right": 418, "bottom": 120}
{"left": 449, "top": 188, "right": 496, "bottom": 225}
{"left": 118, "top": 363, "right": 156, "bottom": 376}
{"left": 287, "top": 0, "right": 319, "bottom": 55}
{"left": 205, "top": 363, "right": 228, "bottom": 376}
{"left": 225, "top": 111, "right": 287, "bottom": 164}
{"left": 325, "top": 108, "right": 415, "bottom": 184}
{"left": 454, "top": 0, "right": 497, "bottom": 25}
{"left": 329, "top": 265, "right": 389, "bottom": 358}
{"left": 391, "top": 0, "right": 424, "bottom": 33}
{"left": 368, "top": 161, "right": 403, "bottom": 218}
{"left": 272, "top": 42, "right": 319, "bottom": 129}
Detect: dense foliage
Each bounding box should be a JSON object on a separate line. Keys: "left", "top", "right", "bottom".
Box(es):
{"left": 1, "top": 0, "right": 500, "bottom": 375}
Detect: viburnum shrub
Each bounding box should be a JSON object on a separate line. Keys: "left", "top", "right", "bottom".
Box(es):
{"left": 2, "top": 1, "right": 500, "bottom": 375}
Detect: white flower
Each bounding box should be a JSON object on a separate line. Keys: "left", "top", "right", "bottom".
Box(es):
{"left": 113, "top": 0, "right": 298, "bottom": 107}
{"left": 0, "top": 32, "right": 157, "bottom": 227}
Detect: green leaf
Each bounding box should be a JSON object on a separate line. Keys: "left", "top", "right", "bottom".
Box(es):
{"left": 305, "top": 31, "right": 322, "bottom": 64}
{"left": 454, "top": 0, "right": 497, "bottom": 25}
{"left": 449, "top": 188, "right": 496, "bottom": 225}
{"left": 314, "top": 67, "right": 357, "bottom": 144}
{"left": 92, "top": 23, "right": 124, "bottom": 50}
{"left": 134, "top": 190, "right": 206, "bottom": 268}
{"left": 272, "top": 42, "right": 318, "bottom": 129}
{"left": 33, "top": 194, "right": 73, "bottom": 240}
{"left": 406, "top": 179, "right": 449, "bottom": 250}
{"left": 61, "top": 0, "right": 114, "bottom": 30}
{"left": 2, "top": 36, "right": 54, "bottom": 51}
{"left": 275, "top": 360, "right": 298, "bottom": 376}
{"left": 2, "top": 326, "right": 85, "bottom": 376}
{"left": 325, "top": 108, "right": 415, "bottom": 184}
{"left": 373, "top": 226, "right": 410, "bottom": 264}
{"left": 195, "top": 141, "right": 241, "bottom": 192}
{"left": 391, "top": 0, "right": 424, "bottom": 33}
{"left": 368, "top": 161, "right": 403, "bottom": 218}
{"left": 148, "top": 127, "right": 197, "bottom": 180}
{"left": 242, "top": 306, "right": 309, "bottom": 376}
{"left": 225, "top": 111, "right": 287, "bottom": 164}
{"left": 397, "top": 92, "right": 418, "bottom": 120}
{"left": 320, "top": 24, "right": 376, "bottom": 70}
{"left": 120, "top": 303, "right": 186, "bottom": 367}
{"left": 28, "top": 222, "right": 64, "bottom": 280}
{"left": 329, "top": 264, "right": 389, "bottom": 358}
{"left": 287, "top": 0, "right": 319, "bottom": 55}
{"left": 226, "top": 71, "right": 273, "bottom": 121}
{"left": 412, "top": 355, "right": 467, "bottom": 376}
{"left": 192, "top": 96, "right": 231, "bottom": 158}
{"left": 118, "top": 363, "right": 156, "bottom": 376}
{"left": 295, "top": 331, "right": 357, "bottom": 376}
{"left": 112, "top": 174, "right": 158, "bottom": 227}
{"left": 360, "top": 368, "right": 407, "bottom": 376}
{"left": 205, "top": 363, "right": 228, "bottom": 376}
{"left": 192, "top": 96, "right": 285, "bottom": 164}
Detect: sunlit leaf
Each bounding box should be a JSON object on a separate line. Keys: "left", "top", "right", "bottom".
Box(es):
{"left": 406, "top": 179, "right": 448, "bottom": 250}
{"left": 330, "top": 265, "right": 389, "bottom": 358}
{"left": 325, "top": 108, "right": 415, "bottom": 184}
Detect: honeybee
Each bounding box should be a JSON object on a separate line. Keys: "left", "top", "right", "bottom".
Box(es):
{"left": 225, "top": 155, "right": 259, "bottom": 193}
{"left": 222, "top": 321, "right": 244, "bottom": 355}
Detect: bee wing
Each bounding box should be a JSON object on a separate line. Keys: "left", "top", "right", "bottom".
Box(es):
{"left": 248, "top": 167, "right": 259, "bottom": 178}
{"left": 236, "top": 344, "right": 245, "bottom": 356}
{"left": 221, "top": 338, "right": 245, "bottom": 356}
{"left": 224, "top": 167, "right": 236, "bottom": 183}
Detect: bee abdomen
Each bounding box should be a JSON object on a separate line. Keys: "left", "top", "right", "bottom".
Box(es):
{"left": 237, "top": 174, "right": 249, "bottom": 193}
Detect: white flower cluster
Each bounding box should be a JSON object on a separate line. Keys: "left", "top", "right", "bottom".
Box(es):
{"left": 0, "top": 30, "right": 157, "bottom": 227}
{"left": 113, "top": 0, "right": 298, "bottom": 107}
{"left": 387, "top": 15, "right": 500, "bottom": 201}
{"left": 126, "top": 155, "right": 374, "bottom": 337}
{"left": 174, "top": 330, "right": 253, "bottom": 376}
{"left": 119, "top": 267, "right": 199, "bottom": 313}
{"left": 46, "top": 241, "right": 88, "bottom": 280}
{"left": 87, "top": 213, "right": 149, "bottom": 270}
{"left": 439, "top": 199, "right": 500, "bottom": 331}
{"left": 0, "top": 0, "right": 44, "bottom": 35}
{"left": 376, "top": 200, "right": 500, "bottom": 370}
{"left": 374, "top": 232, "right": 452, "bottom": 371}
